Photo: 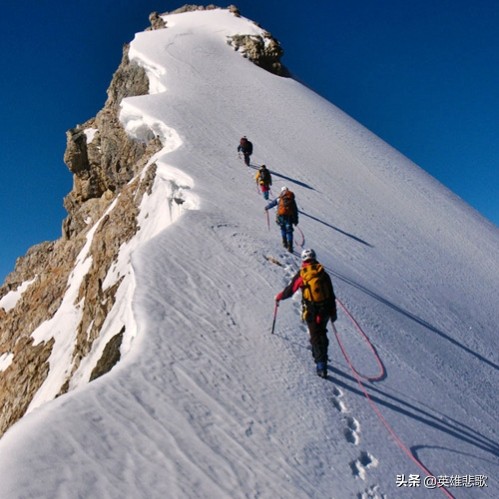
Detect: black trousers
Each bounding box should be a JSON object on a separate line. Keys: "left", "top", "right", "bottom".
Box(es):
{"left": 307, "top": 314, "right": 330, "bottom": 364}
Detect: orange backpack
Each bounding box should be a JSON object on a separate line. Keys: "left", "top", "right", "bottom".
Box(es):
{"left": 278, "top": 191, "right": 295, "bottom": 216}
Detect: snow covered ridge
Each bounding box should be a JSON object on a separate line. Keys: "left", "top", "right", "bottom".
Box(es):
{"left": 0, "top": 3, "right": 287, "bottom": 441}
{"left": 0, "top": 7, "right": 207, "bottom": 436}
{"left": 1, "top": 6, "right": 281, "bottom": 439}
{"left": 27, "top": 156, "right": 199, "bottom": 412}
{"left": 0, "top": 148, "right": 198, "bottom": 432}
{"left": 141, "top": 5, "right": 288, "bottom": 77}
{"left": 0, "top": 6, "right": 498, "bottom": 498}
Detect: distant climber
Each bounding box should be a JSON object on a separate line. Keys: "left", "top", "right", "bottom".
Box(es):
{"left": 264, "top": 186, "right": 298, "bottom": 252}
{"left": 255, "top": 164, "right": 272, "bottom": 200}
{"left": 237, "top": 136, "right": 253, "bottom": 166}
{"left": 275, "top": 248, "right": 337, "bottom": 378}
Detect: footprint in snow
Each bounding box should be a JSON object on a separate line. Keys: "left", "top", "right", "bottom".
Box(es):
{"left": 330, "top": 387, "right": 347, "bottom": 413}
{"left": 359, "top": 484, "right": 387, "bottom": 499}
{"left": 343, "top": 416, "right": 361, "bottom": 445}
{"left": 350, "top": 451, "right": 378, "bottom": 481}
{"left": 245, "top": 420, "right": 254, "bottom": 437}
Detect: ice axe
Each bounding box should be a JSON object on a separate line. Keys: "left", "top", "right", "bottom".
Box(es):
{"left": 271, "top": 300, "right": 279, "bottom": 334}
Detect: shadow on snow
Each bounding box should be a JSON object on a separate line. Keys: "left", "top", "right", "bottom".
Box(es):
{"left": 328, "top": 366, "right": 499, "bottom": 459}
{"left": 248, "top": 163, "right": 315, "bottom": 191}
{"left": 299, "top": 210, "right": 373, "bottom": 248}
{"left": 327, "top": 268, "right": 499, "bottom": 373}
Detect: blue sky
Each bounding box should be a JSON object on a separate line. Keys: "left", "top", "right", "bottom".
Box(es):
{"left": 1, "top": 0, "right": 498, "bottom": 282}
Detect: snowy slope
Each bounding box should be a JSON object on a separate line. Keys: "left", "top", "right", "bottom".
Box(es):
{"left": 0, "top": 9, "right": 497, "bottom": 498}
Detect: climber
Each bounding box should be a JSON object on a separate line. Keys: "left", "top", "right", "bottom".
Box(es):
{"left": 264, "top": 186, "right": 298, "bottom": 252}
{"left": 255, "top": 164, "right": 272, "bottom": 200}
{"left": 237, "top": 136, "right": 253, "bottom": 166}
{"left": 275, "top": 248, "right": 337, "bottom": 378}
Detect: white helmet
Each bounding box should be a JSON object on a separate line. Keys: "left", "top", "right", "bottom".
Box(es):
{"left": 281, "top": 186, "right": 288, "bottom": 193}
{"left": 301, "top": 248, "right": 316, "bottom": 262}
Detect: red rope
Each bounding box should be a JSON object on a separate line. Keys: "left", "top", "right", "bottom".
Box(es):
{"left": 295, "top": 225, "right": 305, "bottom": 248}
{"left": 334, "top": 298, "right": 454, "bottom": 499}
{"left": 335, "top": 299, "right": 385, "bottom": 382}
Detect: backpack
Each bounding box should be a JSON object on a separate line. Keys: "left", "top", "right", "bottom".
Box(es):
{"left": 300, "top": 263, "right": 331, "bottom": 303}
{"left": 258, "top": 168, "right": 271, "bottom": 185}
{"left": 278, "top": 191, "right": 295, "bottom": 216}
{"left": 239, "top": 138, "right": 252, "bottom": 154}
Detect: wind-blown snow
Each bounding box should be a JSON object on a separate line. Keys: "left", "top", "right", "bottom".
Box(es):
{"left": 0, "top": 9, "right": 497, "bottom": 499}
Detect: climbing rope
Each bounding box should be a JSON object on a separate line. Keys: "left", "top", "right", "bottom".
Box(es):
{"left": 295, "top": 225, "right": 305, "bottom": 249}
{"left": 333, "top": 298, "right": 454, "bottom": 499}
{"left": 334, "top": 298, "right": 385, "bottom": 382}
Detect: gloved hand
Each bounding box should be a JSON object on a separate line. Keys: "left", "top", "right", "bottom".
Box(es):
{"left": 275, "top": 292, "right": 283, "bottom": 302}
{"left": 330, "top": 309, "right": 337, "bottom": 322}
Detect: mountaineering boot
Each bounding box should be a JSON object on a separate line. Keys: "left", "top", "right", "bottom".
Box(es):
{"left": 282, "top": 237, "right": 288, "bottom": 248}
{"left": 316, "top": 362, "right": 327, "bottom": 379}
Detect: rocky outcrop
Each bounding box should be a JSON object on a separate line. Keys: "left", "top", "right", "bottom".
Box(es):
{"left": 63, "top": 161, "right": 158, "bottom": 390}
{"left": 0, "top": 36, "right": 161, "bottom": 438}
{"left": 228, "top": 32, "right": 288, "bottom": 77}
{"left": 148, "top": 12, "right": 167, "bottom": 30}
{"left": 89, "top": 327, "right": 125, "bottom": 381}
{"left": 0, "top": 337, "right": 54, "bottom": 438}
{"left": 168, "top": 4, "right": 221, "bottom": 15}
{"left": 0, "top": 235, "right": 84, "bottom": 436}
{"left": 62, "top": 45, "right": 153, "bottom": 240}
